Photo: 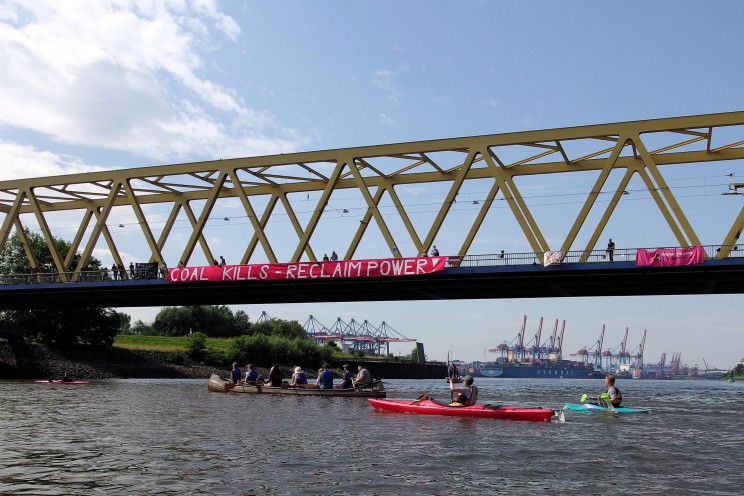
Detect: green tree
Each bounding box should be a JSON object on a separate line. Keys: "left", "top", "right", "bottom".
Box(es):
{"left": 0, "top": 229, "right": 119, "bottom": 347}
{"left": 232, "top": 310, "right": 251, "bottom": 335}
{"left": 127, "top": 319, "right": 152, "bottom": 335}
{"left": 151, "top": 307, "right": 193, "bottom": 336}
{"left": 3, "top": 307, "right": 121, "bottom": 348}
{"left": 250, "top": 318, "right": 304, "bottom": 339}
{"left": 185, "top": 332, "right": 208, "bottom": 361}
{"left": 228, "top": 333, "right": 334, "bottom": 369}
{"left": 400, "top": 346, "right": 425, "bottom": 364}
{"left": 150, "top": 305, "right": 246, "bottom": 337}
{"left": 0, "top": 228, "right": 103, "bottom": 273}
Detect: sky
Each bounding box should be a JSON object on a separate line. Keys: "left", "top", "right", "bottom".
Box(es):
{"left": 1, "top": 0, "right": 743, "bottom": 370}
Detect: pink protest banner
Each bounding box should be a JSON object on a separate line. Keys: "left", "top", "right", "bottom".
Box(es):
{"left": 635, "top": 246, "right": 704, "bottom": 267}
{"left": 167, "top": 256, "right": 448, "bottom": 283}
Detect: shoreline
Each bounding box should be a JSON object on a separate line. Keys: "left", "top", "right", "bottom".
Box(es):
{"left": 0, "top": 341, "right": 221, "bottom": 380}
{"left": 0, "top": 340, "right": 448, "bottom": 381}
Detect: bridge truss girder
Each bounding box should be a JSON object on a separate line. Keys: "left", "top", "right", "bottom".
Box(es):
{"left": 2, "top": 111, "right": 744, "bottom": 275}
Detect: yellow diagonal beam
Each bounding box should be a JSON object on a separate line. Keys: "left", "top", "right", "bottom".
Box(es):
{"left": 64, "top": 208, "right": 95, "bottom": 272}
{"left": 228, "top": 170, "right": 277, "bottom": 264}
{"left": 25, "top": 186, "right": 74, "bottom": 275}
{"left": 76, "top": 182, "right": 122, "bottom": 273}
{"left": 562, "top": 137, "right": 629, "bottom": 261}
{"left": 483, "top": 149, "right": 548, "bottom": 255}
{"left": 420, "top": 149, "right": 479, "bottom": 256}
{"left": 242, "top": 194, "right": 280, "bottom": 264}
{"left": 347, "top": 187, "right": 386, "bottom": 260}
{"left": 718, "top": 207, "right": 744, "bottom": 259}
{"left": 459, "top": 181, "right": 501, "bottom": 256}
{"left": 633, "top": 133, "right": 701, "bottom": 246}
{"left": 0, "top": 190, "right": 26, "bottom": 249}
{"left": 345, "top": 156, "right": 401, "bottom": 257}
{"left": 122, "top": 180, "right": 165, "bottom": 266}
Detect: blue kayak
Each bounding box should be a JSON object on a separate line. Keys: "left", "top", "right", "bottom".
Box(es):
{"left": 564, "top": 403, "right": 650, "bottom": 414}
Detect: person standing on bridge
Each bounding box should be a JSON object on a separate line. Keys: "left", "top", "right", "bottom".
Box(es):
{"left": 330, "top": 251, "right": 338, "bottom": 261}
{"left": 219, "top": 256, "right": 226, "bottom": 266}
{"left": 430, "top": 245, "right": 439, "bottom": 256}
{"left": 606, "top": 238, "right": 615, "bottom": 261}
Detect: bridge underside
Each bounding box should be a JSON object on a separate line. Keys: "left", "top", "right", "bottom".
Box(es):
{"left": 1, "top": 262, "right": 741, "bottom": 310}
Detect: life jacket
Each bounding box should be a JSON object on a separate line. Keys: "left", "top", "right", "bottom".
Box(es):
{"left": 455, "top": 385, "right": 478, "bottom": 406}
{"left": 608, "top": 386, "right": 622, "bottom": 406}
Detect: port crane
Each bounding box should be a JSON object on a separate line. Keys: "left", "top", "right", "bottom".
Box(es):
{"left": 670, "top": 352, "right": 682, "bottom": 376}
{"left": 540, "top": 319, "right": 565, "bottom": 358}
{"left": 571, "top": 324, "right": 605, "bottom": 370}
{"left": 489, "top": 316, "right": 566, "bottom": 362}
{"left": 525, "top": 317, "right": 544, "bottom": 360}
{"left": 488, "top": 315, "right": 528, "bottom": 361}
{"left": 603, "top": 327, "right": 630, "bottom": 372}
{"left": 628, "top": 329, "right": 647, "bottom": 372}
{"left": 303, "top": 315, "right": 416, "bottom": 355}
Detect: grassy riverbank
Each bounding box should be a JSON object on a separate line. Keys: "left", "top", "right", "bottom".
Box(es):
{"left": 0, "top": 338, "right": 221, "bottom": 380}
{"left": 1, "top": 335, "right": 441, "bottom": 380}
{"left": 114, "top": 334, "right": 233, "bottom": 354}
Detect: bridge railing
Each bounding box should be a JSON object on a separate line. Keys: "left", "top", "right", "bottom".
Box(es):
{"left": 1, "top": 245, "right": 742, "bottom": 285}
{"left": 448, "top": 244, "right": 744, "bottom": 268}
{"left": 0, "top": 270, "right": 121, "bottom": 285}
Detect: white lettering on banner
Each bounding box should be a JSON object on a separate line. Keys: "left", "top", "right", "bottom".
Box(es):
{"left": 177, "top": 267, "right": 209, "bottom": 281}
{"left": 286, "top": 264, "right": 297, "bottom": 279}
{"left": 417, "top": 258, "right": 427, "bottom": 273}
{"left": 363, "top": 261, "right": 377, "bottom": 276}
{"left": 377, "top": 260, "right": 389, "bottom": 276}
{"left": 348, "top": 261, "right": 362, "bottom": 277}
{"left": 167, "top": 256, "right": 447, "bottom": 283}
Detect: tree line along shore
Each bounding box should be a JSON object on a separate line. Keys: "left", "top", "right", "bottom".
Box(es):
{"left": 0, "top": 340, "right": 224, "bottom": 380}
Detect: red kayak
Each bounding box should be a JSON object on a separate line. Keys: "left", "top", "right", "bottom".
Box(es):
{"left": 368, "top": 398, "right": 556, "bottom": 422}
{"left": 34, "top": 380, "right": 89, "bottom": 385}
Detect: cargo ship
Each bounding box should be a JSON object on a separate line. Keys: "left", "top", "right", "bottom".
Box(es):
{"left": 474, "top": 316, "right": 600, "bottom": 379}
{"left": 475, "top": 360, "right": 596, "bottom": 379}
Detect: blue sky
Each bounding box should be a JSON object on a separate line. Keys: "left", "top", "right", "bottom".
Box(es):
{"left": 1, "top": 1, "right": 743, "bottom": 370}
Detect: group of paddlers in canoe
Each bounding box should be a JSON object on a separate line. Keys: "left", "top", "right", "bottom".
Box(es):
{"left": 210, "top": 360, "right": 648, "bottom": 421}
{"left": 227, "top": 362, "right": 374, "bottom": 389}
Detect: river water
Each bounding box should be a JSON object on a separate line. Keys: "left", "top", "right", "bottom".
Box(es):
{"left": 0, "top": 377, "right": 741, "bottom": 495}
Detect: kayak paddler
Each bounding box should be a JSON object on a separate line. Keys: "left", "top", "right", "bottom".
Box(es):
{"left": 589, "top": 375, "right": 623, "bottom": 408}
{"left": 448, "top": 375, "right": 477, "bottom": 406}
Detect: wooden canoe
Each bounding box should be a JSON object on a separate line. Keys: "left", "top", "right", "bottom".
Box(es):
{"left": 207, "top": 374, "right": 386, "bottom": 398}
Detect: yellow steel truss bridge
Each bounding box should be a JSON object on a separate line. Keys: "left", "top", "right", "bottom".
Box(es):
{"left": 2, "top": 111, "right": 744, "bottom": 285}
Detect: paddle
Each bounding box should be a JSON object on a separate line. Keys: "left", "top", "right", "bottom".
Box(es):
{"left": 600, "top": 392, "right": 617, "bottom": 412}
{"left": 579, "top": 392, "right": 615, "bottom": 410}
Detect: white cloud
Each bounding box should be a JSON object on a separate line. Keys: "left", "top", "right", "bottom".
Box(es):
{"left": 0, "top": 141, "right": 102, "bottom": 180}
{"left": 0, "top": 0, "right": 305, "bottom": 163}
{"left": 371, "top": 68, "right": 402, "bottom": 104}
{"left": 379, "top": 112, "right": 397, "bottom": 127}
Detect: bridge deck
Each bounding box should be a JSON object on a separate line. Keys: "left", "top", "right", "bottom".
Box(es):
{"left": 1, "top": 257, "right": 742, "bottom": 310}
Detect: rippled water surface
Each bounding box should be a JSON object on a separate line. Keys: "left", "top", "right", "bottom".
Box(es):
{"left": 0, "top": 378, "right": 742, "bottom": 495}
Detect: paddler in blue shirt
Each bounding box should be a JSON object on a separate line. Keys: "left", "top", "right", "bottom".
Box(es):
{"left": 229, "top": 362, "right": 242, "bottom": 384}
{"left": 244, "top": 364, "right": 259, "bottom": 384}
{"left": 316, "top": 363, "right": 334, "bottom": 389}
